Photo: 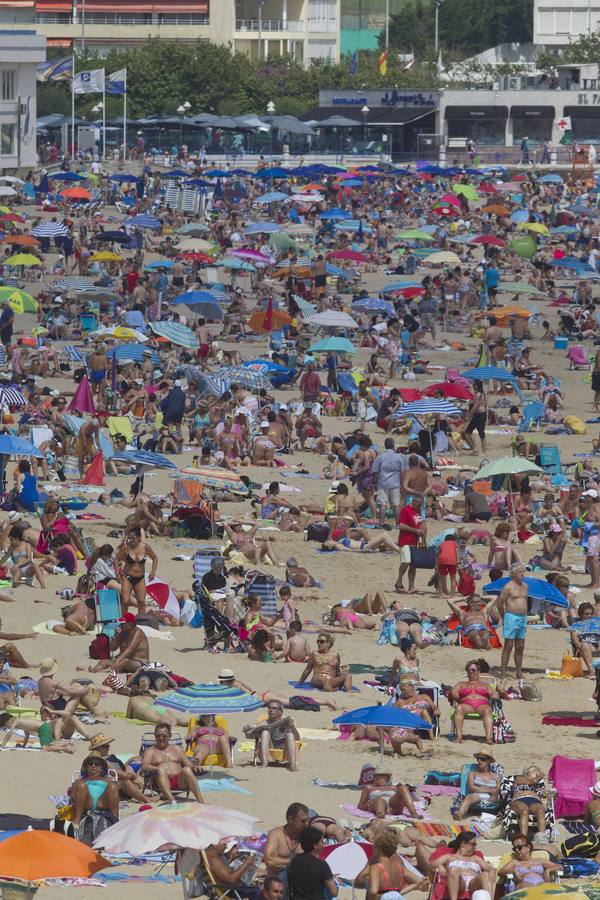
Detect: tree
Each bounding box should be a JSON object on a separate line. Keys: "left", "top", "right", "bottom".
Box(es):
{"left": 537, "top": 28, "right": 600, "bottom": 69}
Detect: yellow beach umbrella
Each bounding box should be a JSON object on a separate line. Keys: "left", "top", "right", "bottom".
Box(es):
{"left": 96, "top": 326, "right": 148, "bottom": 342}
{"left": 89, "top": 251, "right": 122, "bottom": 262}
{"left": 4, "top": 253, "right": 42, "bottom": 266}
{"left": 427, "top": 251, "right": 462, "bottom": 265}
{"left": 519, "top": 222, "right": 549, "bottom": 235}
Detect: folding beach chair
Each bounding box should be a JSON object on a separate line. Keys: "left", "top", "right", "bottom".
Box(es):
{"left": 568, "top": 345, "right": 590, "bottom": 370}
{"left": 245, "top": 569, "right": 277, "bottom": 617}
{"left": 499, "top": 772, "right": 557, "bottom": 840}
{"left": 548, "top": 755, "right": 596, "bottom": 819}
{"left": 95, "top": 589, "right": 122, "bottom": 641}
{"left": 449, "top": 673, "right": 497, "bottom": 739}
{"left": 454, "top": 761, "right": 503, "bottom": 817}
{"left": 192, "top": 547, "right": 223, "bottom": 584}
{"left": 538, "top": 445, "right": 575, "bottom": 485}
{"left": 518, "top": 400, "right": 544, "bottom": 432}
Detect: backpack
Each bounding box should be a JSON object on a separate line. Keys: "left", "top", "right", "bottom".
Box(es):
{"left": 288, "top": 695, "right": 321, "bottom": 711}
{"left": 564, "top": 415, "right": 586, "bottom": 435}
{"left": 305, "top": 521, "right": 329, "bottom": 542}
{"left": 560, "top": 858, "right": 600, "bottom": 878}
{"left": 89, "top": 633, "right": 110, "bottom": 660}
{"left": 561, "top": 833, "right": 600, "bottom": 859}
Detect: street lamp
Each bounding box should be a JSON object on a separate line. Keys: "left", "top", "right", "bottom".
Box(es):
{"left": 257, "top": 0, "right": 265, "bottom": 61}
{"left": 361, "top": 104, "right": 369, "bottom": 144}
{"left": 92, "top": 101, "right": 104, "bottom": 160}
{"left": 434, "top": 0, "right": 443, "bottom": 53}
{"left": 267, "top": 101, "right": 275, "bottom": 156}
{"left": 177, "top": 103, "right": 187, "bottom": 145}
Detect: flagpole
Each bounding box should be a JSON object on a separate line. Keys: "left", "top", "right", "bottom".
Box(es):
{"left": 101, "top": 67, "right": 106, "bottom": 161}
{"left": 71, "top": 55, "right": 75, "bottom": 158}
{"left": 123, "top": 69, "right": 127, "bottom": 162}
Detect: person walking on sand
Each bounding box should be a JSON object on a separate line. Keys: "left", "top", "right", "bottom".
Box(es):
{"left": 487, "top": 563, "right": 529, "bottom": 687}
{"left": 396, "top": 495, "right": 426, "bottom": 594}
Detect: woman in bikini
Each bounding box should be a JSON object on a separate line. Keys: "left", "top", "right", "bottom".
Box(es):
{"left": 389, "top": 643, "right": 422, "bottom": 686}
{"left": 499, "top": 834, "right": 561, "bottom": 886}
{"left": 115, "top": 527, "right": 158, "bottom": 616}
{"left": 434, "top": 832, "right": 495, "bottom": 900}
{"left": 223, "top": 521, "right": 281, "bottom": 567}
{"left": 188, "top": 714, "right": 233, "bottom": 768}
{"left": 361, "top": 829, "right": 429, "bottom": 900}
{"left": 510, "top": 767, "right": 548, "bottom": 840}
{"left": 126, "top": 686, "right": 190, "bottom": 727}
{"left": 358, "top": 768, "right": 422, "bottom": 819}
{"left": 455, "top": 751, "right": 500, "bottom": 819}
{"left": 451, "top": 660, "right": 496, "bottom": 744}
{"left": 387, "top": 680, "right": 437, "bottom": 757}
{"left": 298, "top": 633, "right": 353, "bottom": 693}
{"left": 487, "top": 523, "right": 524, "bottom": 573}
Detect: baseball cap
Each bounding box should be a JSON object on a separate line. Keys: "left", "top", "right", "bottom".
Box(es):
{"left": 260, "top": 420, "right": 269, "bottom": 428}
{"left": 174, "top": 379, "right": 182, "bottom": 387}
{"left": 583, "top": 489, "right": 599, "bottom": 498}
{"left": 118, "top": 612, "right": 137, "bottom": 624}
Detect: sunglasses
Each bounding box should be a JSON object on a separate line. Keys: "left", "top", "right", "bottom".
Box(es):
{"left": 268, "top": 705, "right": 282, "bottom": 711}
{"left": 512, "top": 844, "right": 527, "bottom": 850}
{"left": 317, "top": 639, "right": 328, "bottom": 644}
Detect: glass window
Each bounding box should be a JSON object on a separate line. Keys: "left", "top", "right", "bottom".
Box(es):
{"left": 447, "top": 118, "right": 505, "bottom": 145}
{"left": 1, "top": 71, "right": 15, "bottom": 102}
{"left": 572, "top": 117, "right": 600, "bottom": 142}
{"left": 0, "top": 124, "right": 15, "bottom": 156}
{"left": 513, "top": 116, "right": 552, "bottom": 144}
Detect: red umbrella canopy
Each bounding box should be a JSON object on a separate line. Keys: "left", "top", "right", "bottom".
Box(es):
{"left": 391, "top": 286, "right": 425, "bottom": 299}
{"left": 440, "top": 193, "right": 462, "bottom": 208}
{"left": 478, "top": 182, "right": 498, "bottom": 193}
{"left": 422, "top": 382, "right": 474, "bottom": 400}
{"left": 328, "top": 250, "right": 371, "bottom": 262}
{"left": 432, "top": 205, "right": 459, "bottom": 217}
{"left": 472, "top": 235, "right": 506, "bottom": 247}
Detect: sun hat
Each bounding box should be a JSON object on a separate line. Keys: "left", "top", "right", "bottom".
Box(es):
{"left": 7, "top": 511, "right": 22, "bottom": 524}
{"left": 39, "top": 657, "right": 58, "bottom": 677}
{"left": 373, "top": 767, "right": 392, "bottom": 777}
{"left": 330, "top": 480, "right": 340, "bottom": 493}
{"left": 260, "top": 420, "right": 269, "bottom": 428}
{"left": 474, "top": 751, "right": 495, "bottom": 762}
{"left": 89, "top": 733, "right": 115, "bottom": 751}
{"left": 218, "top": 669, "right": 235, "bottom": 681}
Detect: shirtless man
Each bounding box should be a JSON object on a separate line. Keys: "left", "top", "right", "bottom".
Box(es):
{"left": 141, "top": 723, "right": 203, "bottom": 803}
{"left": 264, "top": 802, "right": 310, "bottom": 879}
{"left": 76, "top": 420, "right": 100, "bottom": 478}
{"left": 251, "top": 422, "right": 276, "bottom": 467}
{"left": 243, "top": 700, "right": 300, "bottom": 771}
{"left": 89, "top": 613, "right": 150, "bottom": 674}
{"left": 0, "top": 619, "right": 38, "bottom": 668}
{"left": 89, "top": 344, "right": 107, "bottom": 402}
{"left": 401, "top": 455, "right": 433, "bottom": 501}
{"left": 196, "top": 317, "right": 211, "bottom": 363}
{"left": 265, "top": 412, "right": 287, "bottom": 450}
{"left": 487, "top": 563, "right": 529, "bottom": 685}
{"left": 275, "top": 622, "right": 310, "bottom": 663}
{"left": 446, "top": 596, "right": 496, "bottom": 650}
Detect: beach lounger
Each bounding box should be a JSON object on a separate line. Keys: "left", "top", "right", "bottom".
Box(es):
{"left": 95, "top": 589, "right": 121, "bottom": 641}
{"left": 454, "top": 762, "right": 503, "bottom": 817}
{"left": 499, "top": 771, "right": 556, "bottom": 839}
{"left": 245, "top": 570, "right": 277, "bottom": 618}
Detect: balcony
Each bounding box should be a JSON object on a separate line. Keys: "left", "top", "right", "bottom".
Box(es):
{"left": 35, "top": 13, "right": 209, "bottom": 26}
{"left": 235, "top": 18, "right": 303, "bottom": 32}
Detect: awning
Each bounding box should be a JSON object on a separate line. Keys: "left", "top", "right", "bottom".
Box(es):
{"left": 367, "top": 107, "right": 438, "bottom": 126}
{"left": 445, "top": 106, "right": 508, "bottom": 119}
{"left": 0, "top": 1, "right": 34, "bottom": 6}
{"left": 511, "top": 106, "right": 554, "bottom": 116}
{"left": 47, "top": 38, "right": 73, "bottom": 46}
{"left": 36, "top": 0, "right": 71, "bottom": 9}
{"left": 564, "top": 106, "right": 600, "bottom": 118}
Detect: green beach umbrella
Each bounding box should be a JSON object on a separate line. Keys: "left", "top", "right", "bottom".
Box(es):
{"left": 0, "top": 287, "right": 37, "bottom": 313}
{"left": 498, "top": 282, "right": 543, "bottom": 295}
{"left": 473, "top": 457, "right": 543, "bottom": 480}
{"left": 397, "top": 229, "right": 435, "bottom": 241}
{"left": 453, "top": 184, "right": 480, "bottom": 201}
{"left": 509, "top": 236, "right": 538, "bottom": 259}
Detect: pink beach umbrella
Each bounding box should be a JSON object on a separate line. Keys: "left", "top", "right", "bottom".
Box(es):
{"left": 67, "top": 374, "right": 95, "bottom": 415}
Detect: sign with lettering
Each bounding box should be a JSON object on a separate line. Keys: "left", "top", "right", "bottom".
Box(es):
{"left": 320, "top": 89, "right": 440, "bottom": 109}
{"left": 578, "top": 92, "right": 600, "bottom": 104}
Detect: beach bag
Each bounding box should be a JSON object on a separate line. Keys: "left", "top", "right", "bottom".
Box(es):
{"left": 560, "top": 858, "right": 599, "bottom": 878}
{"left": 520, "top": 682, "right": 542, "bottom": 702}
{"left": 409, "top": 546, "right": 436, "bottom": 569}
{"left": 561, "top": 833, "right": 600, "bottom": 859}
{"left": 561, "top": 652, "right": 583, "bottom": 678}
{"left": 305, "top": 521, "right": 329, "bottom": 543}
{"left": 564, "top": 415, "right": 586, "bottom": 435}
{"left": 88, "top": 633, "right": 110, "bottom": 660}
{"left": 491, "top": 699, "right": 516, "bottom": 743}
{"left": 424, "top": 771, "right": 461, "bottom": 787}
{"left": 77, "top": 809, "right": 117, "bottom": 847}
{"left": 288, "top": 695, "right": 321, "bottom": 712}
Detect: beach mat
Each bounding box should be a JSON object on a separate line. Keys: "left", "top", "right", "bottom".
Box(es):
{"left": 289, "top": 681, "right": 360, "bottom": 692}
{"left": 542, "top": 715, "right": 599, "bottom": 727}
{"left": 197, "top": 776, "right": 251, "bottom": 795}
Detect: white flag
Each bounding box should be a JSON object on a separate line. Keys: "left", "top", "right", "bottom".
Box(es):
{"left": 73, "top": 68, "right": 105, "bottom": 94}
{"left": 555, "top": 115, "right": 572, "bottom": 131}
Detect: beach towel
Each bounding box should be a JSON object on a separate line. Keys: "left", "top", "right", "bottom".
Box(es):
{"left": 196, "top": 777, "right": 251, "bottom": 795}
{"left": 420, "top": 785, "right": 461, "bottom": 797}
{"left": 542, "top": 715, "right": 600, "bottom": 727}
{"left": 289, "top": 681, "right": 360, "bottom": 692}
{"left": 549, "top": 755, "right": 596, "bottom": 818}
{"left": 341, "top": 803, "right": 415, "bottom": 820}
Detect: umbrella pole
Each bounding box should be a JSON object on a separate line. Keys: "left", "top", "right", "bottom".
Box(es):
{"left": 509, "top": 473, "right": 518, "bottom": 541}
{"left": 378, "top": 727, "right": 384, "bottom": 763}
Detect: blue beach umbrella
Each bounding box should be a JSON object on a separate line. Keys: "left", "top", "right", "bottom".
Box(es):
{"left": 243, "top": 222, "right": 283, "bottom": 234}
{"left": 172, "top": 290, "right": 222, "bottom": 306}
{"left": 309, "top": 337, "right": 356, "bottom": 354}
{"left": 109, "top": 449, "right": 177, "bottom": 470}
{"left": 255, "top": 193, "right": 289, "bottom": 204}
{"left": 333, "top": 704, "right": 430, "bottom": 759}
{"left": 161, "top": 682, "right": 264, "bottom": 715}
{"left": 483, "top": 576, "right": 570, "bottom": 608}
{"left": 149, "top": 321, "right": 199, "bottom": 349}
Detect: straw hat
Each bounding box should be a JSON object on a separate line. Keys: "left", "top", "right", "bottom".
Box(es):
{"left": 474, "top": 751, "right": 495, "bottom": 763}
{"left": 39, "top": 657, "right": 58, "bottom": 677}
{"left": 88, "top": 733, "right": 115, "bottom": 751}
{"left": 373, "top": 767, "right": 392, "bottom": 778}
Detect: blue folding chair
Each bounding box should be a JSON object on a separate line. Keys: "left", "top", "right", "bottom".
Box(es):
{"left": 518, "top": 401, "right": 544, "bottom": 432}
{"left": 245, "top": 570, "right": 277, "bottom": 617}
{"left": 95, "top": 589, "right": 122, "bottom": 639}
{"left": 538, "top": 445, "right": 575, "bottom": 486}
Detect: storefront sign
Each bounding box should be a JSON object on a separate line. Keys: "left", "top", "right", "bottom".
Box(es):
{"left": 322, "top": 89, "right": 439, "bottom": 109}
{"left": 381, "top": 91, "right": 436, "bottom": 108}
{"left": 578, "top": 92, "right": 600, "bottom": 104}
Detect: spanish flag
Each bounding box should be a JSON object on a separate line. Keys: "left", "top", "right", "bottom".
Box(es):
{"left": 379, "top": 50, "right": 388, "bottom": 76}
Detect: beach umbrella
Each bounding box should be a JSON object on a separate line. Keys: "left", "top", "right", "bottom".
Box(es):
{"left": 248, "top": 306, "right": 291, "bottom": 334}
{"left": 0, "top": 288, "right": 37, "bottom": 313}
{"left": 497, "top": 282, "right": 543, "bottom": 295}
{"left": 67, "top": 374, "right": 95, "bottom": 415}
{"left": 0, "top": 214, "right": 25, "bottom": 224}
{"left": 392, "top": 286, "right": 425, "bottom": 299}
{"left": 477, "top": 183, "right": 498, "bottom": 194}
{"left": 254, "top": 194, "right": 289, "bottom": 205}
{"left": 0, "top": 176, "right": 24, "bottom": 185}
{"left": 2, "top": 235, "right": 39, "bottom": 247}
{"left": 328, "top": 249, "right": 370, "bottom": 263}
{"left": 229, "top": 248, "right": 272, "bottom": 265}
{"left": 320, "top": 843, "right": 373, "bottom": 880}
{"left": 96, "top": 231, "right": 130, "bottom": 244}
{"left": 220, "top": 257, "right": 256, "bottom": 272}
{"left": 426, "top": 251, "right": 461, "bottom": 265}
{"left": 172, "top": 290, "right": 222, "bottom": 307}
{"left": 0, "top": 829, "right": 110, "bottom": 886}
{"left": 178, "top": 239, "right": 215, "bottom": 253}
{"left": 0, "top": 434, "right": 43, "bottom": 458}
{"left": 309, "top": 337, "right": 356, "bottom": 355}
{"left": 333, "top": 704, "right": 430, "bottom": 759}
{"left": 149, "top": 321, "right": 199, "bottom": 349}
{"left": 305, "top": 310, "right": 359, "bottom": 329}
{"left": 392, "top": 399, "right": 461, "bottom": 419}
{"left": 95, "top": 326, "right": 148, "bottom": 342}
{"left": 269, "top": 232, "right": 297, "bottom": 253}
{"left": 422, "top": 382, "right": 474, "bottom": 400}
{"left": 77, "top": 290, "right": 120, "bottom": 303}
{"left": 109, "top": 449, "right": 177, "bottom": 470}
{"left": 509, "top": 235, "right": 538, "bottom": 258}
{"left": 483, "top": 576, "right": 569, "bottom": 609}
{"left": 160, "top": 681, "right": 262, "bottom": 714}
{"left": 352, "top": 297, "right": 396, "bottom": 316}
{"left": 472, "top": 456, "right": 542, "bottom": 480}
{"left": 0, "top": 186, "right": 17, "bottom": 197}
{"left": 145, "top": 259, "right": 175, "bottom": 269}
{"left": 31, "top": 222, "right": 68, "bottom": 238}
{"left": 396, "top": 229, "right": 435, "bottom": 241}
{"left": 214, "top": 365, "right": 272, "bottom": 391}
{"left": 461, "top": 366, "right": 519, "bottom": 385}
{"left": 492, "top": 306, "right": 532, "bottom": 321}
{"left": 61, "top": 187, "right": 90, "bottom": 200}
{"left": 182, "top": 300, "right": 224, "bottom": 320}
{"left": 472, "top": 235, "right": 506, "bottom": 247}
{"left": 431, "top": 205, "right": 459, "bottom": 217}
{"left": 520, "top": 222, "right": 549, "bottom": 235}
{"left": 243, "top": 222, "right": 283, "bottom": 234}
{"left": 4, "top": 254, "right": 41, "bottom": 267}
{"left": 106, "top": 344, "right": 159, "bottom": 365}
{"left": 176, "top": 252, "right": 214, "bottom": 265}
{"left": 89, "top": 251, "right": 121, "bottom": 262}
{"left": 174, "top": 463, "right": 249, "bottom": 494}
{"left": 483, "top": 204, "right": 510, "bottom": 216}
{"left": 175, "top": 223, "right": 211, "bottom": 235}
{"left": 93, "top": 802, "right": 259, "bottom": 856}
{"left": 0, "top": 386, "right": 25, "bottom": 408}
{"left": 439, "top": 194, "right": 462, "bottom": 208}
{"left": 320, "top": 208, "right": 353, "bottom": 220}
{"left": 539, "top": 174, "right": 564, "bottom": 184}
{"left": 453, "top": 184, "right": 480, "bottom": 200}
{"left": 124, "top": 215, "right": 161, "bottom": 230}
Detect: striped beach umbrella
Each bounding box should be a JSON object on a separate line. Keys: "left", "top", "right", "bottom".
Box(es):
{"left": 0, "top": 386, "right": 26, "bottom": 407}
{"left": 109, "top": 450, "right": 177, "bottom": 470}
{"left": 214, "top": 365, "right": 271, "bottom": 391}
{"left": 160, "top": 681, "right": 262, "bottom": 714}
{"left": 173, "top": 466, "right": 249, "bottom": 496}
{"left": 50, "top": 277, "right": 95, "bottom": 292}
{"left": 124, "top": 215, "right": 161, "bottom": 230}
{"left": 106, "top": 345, "right": 160, "bottom": 365}
{"left": 31, "top": 221, "right": 68, "bottom": 238}
{"left": 461, "top": 366, "right": 519, "bottom": 384}
{"left": 149, "top": 321, "right": 199, "bottom": 349}
{"left": 391, "top": 399, "right": 461, "bottom": 419}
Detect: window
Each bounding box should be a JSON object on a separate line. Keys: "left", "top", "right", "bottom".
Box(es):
{"left": 0, "top": 124, "right": 15, "bottom": 156}
{"left": 1, "top": 71, "right": 15, "bottom": 102}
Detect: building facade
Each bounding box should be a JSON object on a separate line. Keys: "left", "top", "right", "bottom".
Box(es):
{"left": 0, "top": 27, "right": 45, "bottom": 170}
{"left": 534, "top": 0, "right": 600, "bottom": 45}
{"left": 0, "top": 0, "right": 340, "bottom": 63}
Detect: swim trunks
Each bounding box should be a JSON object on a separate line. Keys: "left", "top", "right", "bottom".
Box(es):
{"left": 503, "top": 611, "right": 527, "bottom": 640}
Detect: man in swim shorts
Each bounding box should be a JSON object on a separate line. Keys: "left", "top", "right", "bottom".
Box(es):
{"left": 141, "top": 722, "right": 203, "bottom": 803}
{"left": 487, "top": 563, "right": 529, "bottom": 686}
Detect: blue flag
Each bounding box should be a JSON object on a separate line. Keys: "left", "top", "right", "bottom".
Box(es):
{"left": 349, "top": 51, "right": 358, "bottom": 75}
{"left": 36, "top": 56, "right": 73, "bottom": 83}
{"left": 106, "top": 68, "right": 126, "bottom": 95}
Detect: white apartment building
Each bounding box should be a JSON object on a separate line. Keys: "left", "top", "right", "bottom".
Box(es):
{"left": 0, "top": 26, "right": 45, "bottom": 170}
{"left": 0, "top": 0, "right": 340, "bottom": 64}
{"left": 534, "top": 0, "right": 600, "bottom": 45}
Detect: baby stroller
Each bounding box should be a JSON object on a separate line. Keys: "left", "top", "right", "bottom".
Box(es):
{"left": 193, "top": 583, "right": 241, "bottom": 652}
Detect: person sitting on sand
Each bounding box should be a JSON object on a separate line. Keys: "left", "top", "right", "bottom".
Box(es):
{"left": 488, "top": 523, "right": 524, "bottom": 573}
{"left": 141, "top": 723, "right": 204, "bottom": 803}
{"left": 87, "top": 733, "right": 148, "bottom": 803}
{"left": 88, "top": 612, "right": 149, "bottom": 674}
{"left": 38, "top": 657, "right": 102, "bottom": 717}
{"left": 387, "top": 681, "right": 436, "bottom": 757}
{"left": 357, "top": 829, "right": 430, "bottom": 900}
{"left": 498, "top": 833, "right": 562, "bottom": 887}
{"left": 298, "top": 633, "right": 353, "bottom": 692}
{"left": 285, "top": 557, "right": 319, "bottom": 588}
{"left": 388, "top": 643, "right": 422, "bottom": 686}
{"left": 71, "top": 754, "right": 120, "bottom": 832}
{"left": 358, "top": 768, "right": 422, "bottom": 819}
{"left": 243, "top": 699, "right": 300, "bottom": 771}
{"left": 274, "top": 621, "right": 310, "bottom": 662}
{"left": 0, "top": 706, "right": 84, "bottom": 752}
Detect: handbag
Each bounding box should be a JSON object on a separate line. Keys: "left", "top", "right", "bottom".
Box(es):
{"left": 410, "top": 546, "right": 436, "bottom": 569}
{"left": 561, "top": 652, "right": 584, "bottom": 678}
